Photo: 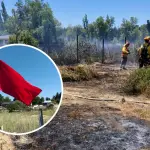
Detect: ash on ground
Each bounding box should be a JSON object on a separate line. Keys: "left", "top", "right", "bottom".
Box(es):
{"left": 12, "top": 104, "right": 150, "bottom": 150}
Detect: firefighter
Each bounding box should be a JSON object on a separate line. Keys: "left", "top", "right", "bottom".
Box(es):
{"left": 120, "top": 42, "right": 130, "bottom": 70}
{"left": 138, "top": 36, "right": 150, "bottom": 68}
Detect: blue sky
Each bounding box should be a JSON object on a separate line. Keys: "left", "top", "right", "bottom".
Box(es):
{"left": 2, "top": 0, "right": 150, "bottom": 27}
{"left": 0, "top": 45, "right": 62, "bottom": 100}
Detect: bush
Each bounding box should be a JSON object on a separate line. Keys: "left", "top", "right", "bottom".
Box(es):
{"left": 9, "top": 30, "right": 39, "bottom": 47}
{"left": 122, "top": 68, "right": 150, "bottom": 97}
{"left": 7, "top": 104, "right": 17, "bottom": 113}
{"left": 59, "top": 64, "right": 100, "bottom": 82}
{"left": 6, "top": 101, "right": 31, "bottom": 113}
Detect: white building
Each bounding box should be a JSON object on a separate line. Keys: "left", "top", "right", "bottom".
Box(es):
{"left": 42, "top": 100, "right": 52, "bottom": 106}
{"left": 0, "top": 35, "right": 10, "bottom": 46}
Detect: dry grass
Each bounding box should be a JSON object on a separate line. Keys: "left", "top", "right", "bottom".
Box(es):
{"left": 67, "top": 110, "right": 82, "bottom": 119}
{"left": 0, "top": 109, "right": 56, "bottom": 133}
{"left": 133, "top": 108, "right": 150, "bottom": 120}
{"left": 59, "top": 64, "right": 100, "bottom": 82}
{"left": 119, "top": 102, "right": 150, "bottom": 121}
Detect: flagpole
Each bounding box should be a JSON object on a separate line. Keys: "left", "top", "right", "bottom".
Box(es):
{"left": 39, "top": 109, "right": 44, "bottom": 127}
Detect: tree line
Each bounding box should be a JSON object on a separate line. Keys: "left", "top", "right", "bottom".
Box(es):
{"left": 0, "top": 1, "right": 149, "bottom": 43}
{"left": 0, "top": 0, "right": 149, "bottom": 64}
{"left": 32, "top": 92, "right": 61, "bottom": 105}
{"left": 0, "top": 92, "right": 61, "bottom": 105}
{"left": 0, "top": 92, "right": 61, "bottom": 113}
{"left": 0, "top": 1, "right": 149, "bottom": 45}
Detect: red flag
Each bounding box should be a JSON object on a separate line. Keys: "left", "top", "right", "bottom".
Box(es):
{"left": 0, "top": 60, "right": 42, "bottom": 106}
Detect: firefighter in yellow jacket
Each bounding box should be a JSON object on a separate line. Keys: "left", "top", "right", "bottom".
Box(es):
{"left": 138, "top": 36, "right": 150, "bottom": 68}
{"left": 120, "top": 42, "right": 130, "bottom": 70}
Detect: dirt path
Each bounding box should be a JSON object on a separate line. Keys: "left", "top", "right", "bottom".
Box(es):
{"left": 1, "top": 63, "right": 150, "bottom": 150}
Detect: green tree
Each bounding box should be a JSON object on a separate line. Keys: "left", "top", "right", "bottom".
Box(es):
{"left": 83, "top": 14, "right": 88, "bottom": 29}
{"left": 15, "top": 0, "right": 27, "bottom": 30}
{"left": 0, "top": 94, "right": 4, "bottom": 103}
{"left": 74, "top": 25, "right": 86, "bottom": 39}
{"left": 95, "top": 16, "right": 108, "bottom": 39}
{"left": 3, "top": 96, "right": 11, "bottom": 102}
{"left": 1, "top": 1, "right": 8, "bottom": 22}
{"left": 146, "top": 20, "right": 150, "bottom": 35}
{"left": 32, "top": 96, "right": 44, "bottom": 105}
{"left": 28, "top": 0, "right": 43, "bottom": 29}
{"left": 140, "top": 24, "right": 149, "bottom": 41}
{"left": 41, "top": 3, "right": 57, "bottom": 51}
{"left": 46, "top": 97, "right": 50, "bottom": 101}
{"left": 105, "top": 15, "right": 115, "bottom": 40}
{"left": 55, "top": 18, "right": 63, "bottom": 37}
{"left": 40, "top": 97, "right": 44, "bottom": 104}
{"left": 5, "top": 8, "right": 21, "bottom": 42}
{"left": 6, "top": 100, "right": 30, "bottom": 113}
{"left": 88, "top": 23, "right": 96, "bottom": 40}
{"left": 0, "top": 12, "right": 4, "bottom": 31}
{"left": 9, "top": 30, "right": 38, "bottom": 46}
{"left": 51, "top": 92, "right": 61, "bottom": 104}
{"left": 13, "top": 98, "right": 17, "bottom": 101}
{"left": 5, "top": 0, "right": 57, "bottom": 51}
{"left": 120, "top": 17, "right": 138, "bottom": 42}
{"left": 7, "top": 103, "right": 16, "bottom": 113}
{"left": 82, "top": 14, "right": 89, "bottom": 38}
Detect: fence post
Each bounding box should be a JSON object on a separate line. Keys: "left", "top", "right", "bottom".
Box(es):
{"left": 39, "top": 109, "right": 44, "bottom": 127}
{"left": 125, "top": 36, "right": 127, "bottom": 44}
{"left": 0, "top": 126, "right": 3, "bottom": 131}
{"left": 102, "top": 39, "right": 105, "bottom": 63}
{"left": 77, "top": 34, "right": 79, "bottom": 63}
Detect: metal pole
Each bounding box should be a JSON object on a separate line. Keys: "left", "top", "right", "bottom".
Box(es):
{"left": 125, "top": 37, "right": 127, "bottom": 44}
{"left": 0, "top": 125, "right": 3, "bottom": 131}
{"left": 39, "top": 109, "right": 44, "bottom": 127}
{"left": 77, "top": 34, "right": 79, "bottom": 63}
{"left": 102, "top": 39, "right": 104, "bottom": 63}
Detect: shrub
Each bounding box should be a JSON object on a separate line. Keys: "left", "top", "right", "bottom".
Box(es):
{"left": 59, "top": 64, "right": 100, "bottom": 82}
{"left": 6, "top": 101, "right": 31, "bottom": 113}
{"left": 9, "top": 30, "right": 39, "bottom": 47}
{"left": 122, "top": 68, "right": 150, "bottom": 97}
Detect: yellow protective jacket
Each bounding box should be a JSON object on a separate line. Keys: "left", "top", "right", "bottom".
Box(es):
{"left": 138, "top": 43, "right": 150, "bottom": 58}
{"left": 121, "top": 45, "right": 129, "bottom": 57}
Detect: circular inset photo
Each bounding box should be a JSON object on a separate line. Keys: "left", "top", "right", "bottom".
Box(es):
{"left": 0, "top": 44, "right": 63, "bottom": 135}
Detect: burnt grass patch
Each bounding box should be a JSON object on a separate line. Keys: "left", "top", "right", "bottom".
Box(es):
{"left": 11, "top": 104, "right": 150, "bottom": 150}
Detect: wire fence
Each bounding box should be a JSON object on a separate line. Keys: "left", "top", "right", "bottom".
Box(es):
{"left": 50, "top": 35, "right": 139, "bottom": 66}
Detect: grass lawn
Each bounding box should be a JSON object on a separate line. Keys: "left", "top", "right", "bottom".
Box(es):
{"left": 0, "top": 108, "right": 56, "bottom": 133}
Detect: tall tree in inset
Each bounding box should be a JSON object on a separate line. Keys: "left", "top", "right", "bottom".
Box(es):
{"left": 1, "top": 1, "right": 8, "bottom": 22}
